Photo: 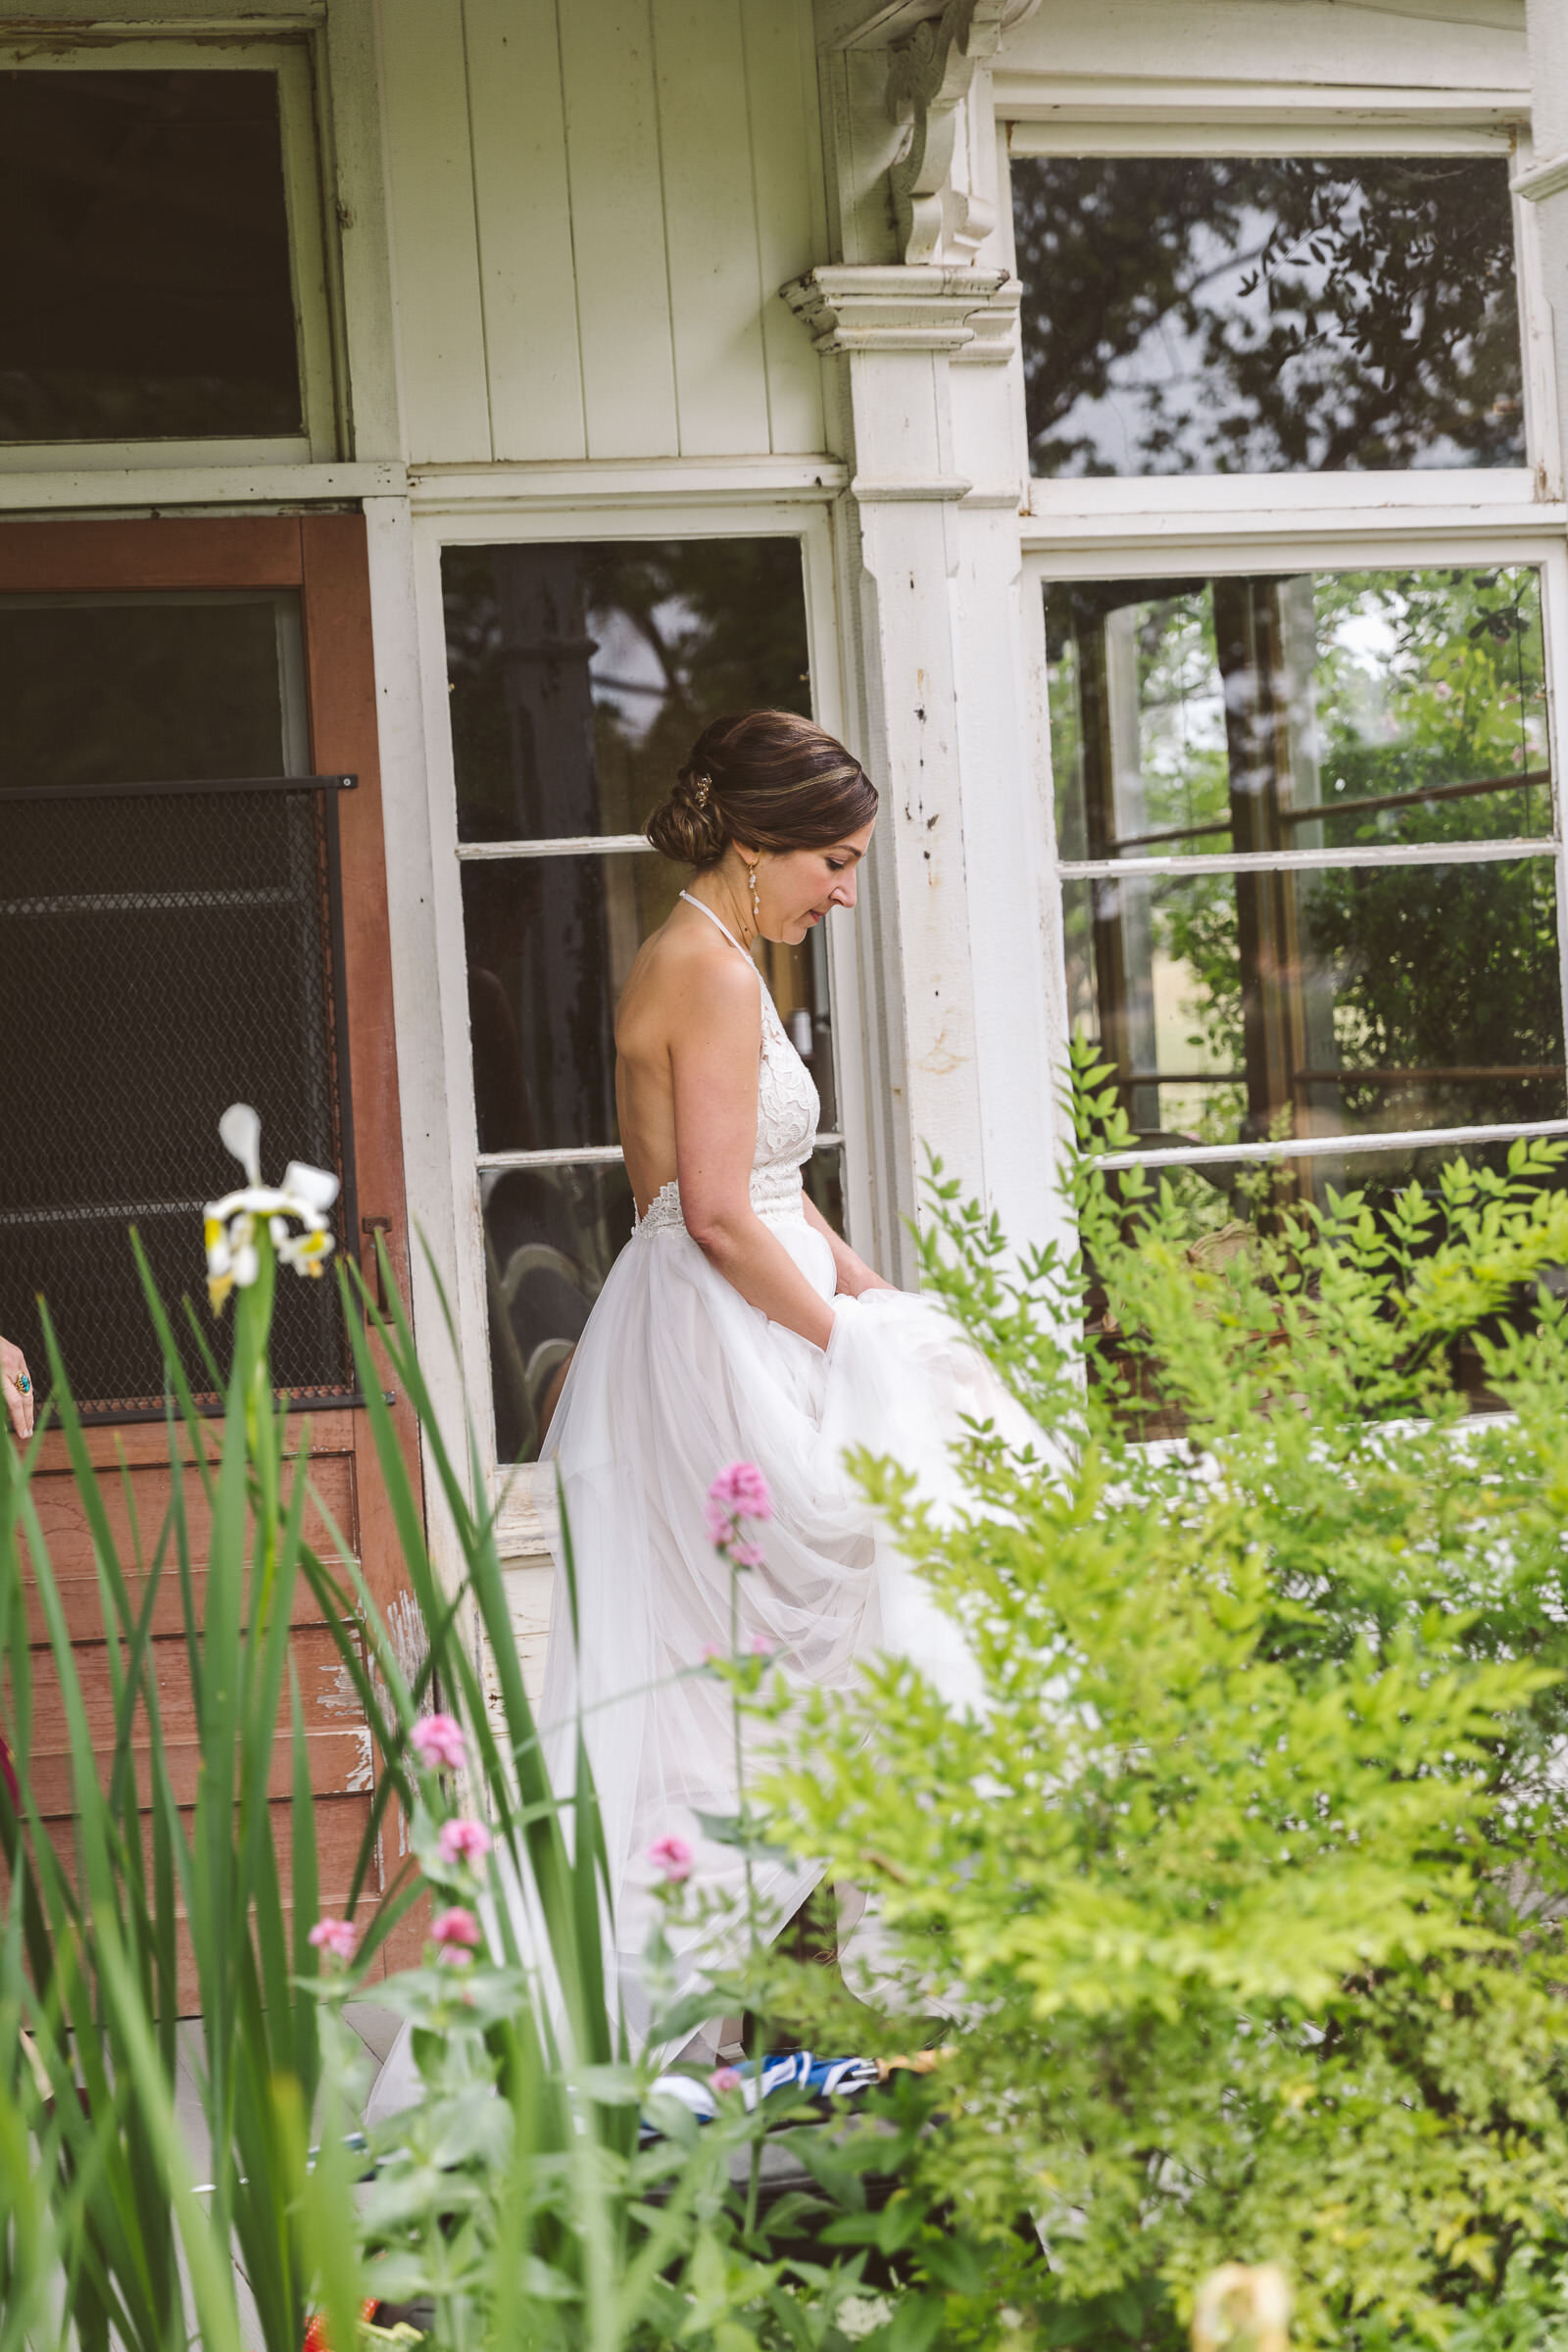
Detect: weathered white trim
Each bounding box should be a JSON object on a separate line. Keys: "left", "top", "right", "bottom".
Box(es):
{"left": 1021, "top": 484, "right": 1566, "bottom": 576}
{"left": 456, "top": 834, "right": 652, "bottom": 861}
{"left": 886, "top": 0, "right": 1038, "bottom": 264}
{"left": 407, "top": 456, "right": 850, "bottom": 513}
{"left": 1515, "top": 150, "right": 1568, "bottom": 203}
{"left": 475, "top": 1134, "right": 845, "bottom": 1173}
{"left": 363, "top": 493, "right": 483, "bottom": 1584}
{"left": 1061, "top": 838, "right": 1560, "bottom": 884}
{"left": 1093, "top": 1120, "right": 1568, "bottom": 1174}
{"left": 851, "top": 472, "right": 974, "bottom": 500}
{"left": 1004, "top": 90, "right": 1522, "bottom": 138}
{"left": 0, "top": 462, "right": 407, "bottom": 512}
{"left": 784, "top": 261, "right": 1014, "bottom": 353}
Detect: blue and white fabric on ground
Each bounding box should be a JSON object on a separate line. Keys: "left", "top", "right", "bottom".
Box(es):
{"left": 644, "top": 2049, "right": 882, "bottom": 2134}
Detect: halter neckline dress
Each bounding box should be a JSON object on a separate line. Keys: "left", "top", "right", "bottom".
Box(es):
{"left": 535, "top": 889, "right": 1036, "bottom": 2035}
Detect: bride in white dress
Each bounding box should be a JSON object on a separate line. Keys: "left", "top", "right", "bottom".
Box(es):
{"left": 535, "top": 710, "right": 1036, "bottom": 2032}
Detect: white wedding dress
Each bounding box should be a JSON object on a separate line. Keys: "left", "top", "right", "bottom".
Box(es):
{"left": 535, "top": 893, "right": 1039, "bottom": 2034}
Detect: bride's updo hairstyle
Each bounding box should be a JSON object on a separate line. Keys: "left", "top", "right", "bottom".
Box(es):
{"left": 646, "top": 709, "right": 877, "bottom": 870}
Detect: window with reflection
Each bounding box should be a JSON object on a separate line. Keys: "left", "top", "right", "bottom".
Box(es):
{"left": 1047, "top": 563, "right": 1564, "bottom": 1208}
{"left": 0, "top": 71, "right": 303, "bottom": 444}
{"left": 1014, "top": 157, "right": 1525, "bottom": 479}
{"left": 444, "top": 539, "right": 840, "bottom": 1461}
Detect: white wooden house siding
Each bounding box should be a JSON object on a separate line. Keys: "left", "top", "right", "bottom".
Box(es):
{"left": 377, "top": 0, "right": 827, "bottom": 465}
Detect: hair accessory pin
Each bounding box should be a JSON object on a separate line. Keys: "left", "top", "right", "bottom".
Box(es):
{"left": 692, "top": 774, "right": 711, "bottom": 809}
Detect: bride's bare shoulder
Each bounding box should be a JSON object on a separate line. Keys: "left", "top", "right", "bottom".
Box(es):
{"left": 617, "top": 906, "right": 758, "bottom": 1045}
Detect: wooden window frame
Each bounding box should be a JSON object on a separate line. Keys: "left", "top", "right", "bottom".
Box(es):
{"left": 0, "top": 35, "right": 341, "bottom": 472}
{"left": 0, "top": 512, "right": 419, "bottom": 1592}
{"left": 1002, "top": 100, "right": 1568, "bottom": 1186}
{"left": 1, "top": 510, "right": 423, "bottom": 1977}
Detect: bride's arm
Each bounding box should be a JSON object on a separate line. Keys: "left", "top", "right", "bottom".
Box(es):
{"left": 801, "top": 1195, "right": 895, "bottom": 1297}
{"left": 671, "top": 957, "right": 837, "bottom": 1350}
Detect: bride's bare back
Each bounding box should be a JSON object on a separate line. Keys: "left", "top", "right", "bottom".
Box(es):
{"left": 613, "top": 896, "right": 762, "bottom": 1224}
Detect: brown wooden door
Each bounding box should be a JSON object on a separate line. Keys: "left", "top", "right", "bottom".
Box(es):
{"left": 0, "top": 513, "right": 424, "bottom": 1990}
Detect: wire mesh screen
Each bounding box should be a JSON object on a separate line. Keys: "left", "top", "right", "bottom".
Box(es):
{"left": 0, "top": 782, "right": 355, "bottom": 1418}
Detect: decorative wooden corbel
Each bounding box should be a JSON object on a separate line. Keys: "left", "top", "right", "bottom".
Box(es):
{"left": 885, "top": 0, "right": 1039, "bottom": 267}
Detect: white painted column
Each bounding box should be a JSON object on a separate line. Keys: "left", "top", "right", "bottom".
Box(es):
{"left": 784, "top": 261, "right": 1061, "bottom": 1280}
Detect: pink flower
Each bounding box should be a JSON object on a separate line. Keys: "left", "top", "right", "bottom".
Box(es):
{"left": 308, "top": 1917, "right": 360, "bottom": 1963}
{"left": 701, "top": 1643, "right": 723, "bottom": 1664}
{"left": 749, "top": 1633, "right": 774, "bottom": 1657}
{"left": 704, "top": 1461, "right": 772, "bottom": 1542}
{"left": 437, "top": 1816, "right": 493, "bottom": 1866}
{"left": 710, "top": 2066, "right": 743, "bottom": 2093}
{"left": 430, "top": 1905, "right": 482, "bottom": 1953}
{"left": 410, "top": 1713, "right": 466, "bottom": 1774}
{"left": 729, "top": 1540, "right": 765, "bottom": 1569}
{"left": 649, "top": 1835, "right": 694, "bottom": 1884}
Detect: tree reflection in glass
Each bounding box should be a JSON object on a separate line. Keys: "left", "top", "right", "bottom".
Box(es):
{"left": 1014, "top": 157, "right": 1525, "bottom": 477}
{"left": 1049, "top": 564, "right": 1563, "bottom": 1210}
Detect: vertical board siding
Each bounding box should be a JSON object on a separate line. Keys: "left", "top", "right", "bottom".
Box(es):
{"left": 743, "top": 0, "right": 826, "bottom": 454}
{"left": 380, "top": 0, "right": 827, "bottom": 463}
{"left": 466, "top": 0, "right": 588, "bottom": 462}
{"left": 559, "top": 0, "right": 681, "bottom": 459}
{"left": 653, "top": 0, "right": 771, "bottom": 456}
{"left": 379, "top": 0, "right": 492, "bottom": 463}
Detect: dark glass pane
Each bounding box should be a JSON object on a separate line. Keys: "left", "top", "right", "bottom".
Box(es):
{"left": 482, "top": 1160, "right": 636, "bottom": 1462}
{"left": 482, "top": 1147, "right": 846, "bottom": 1463}
{"left": 1015, "top": 157, "right": 1525, "bottom": 478}
{"left": 1048, "top": 566, "right": 1551, "bottom": 862}
{"left": 464, "top": 853, "right": 684, "bottom": 1153}
{"left": 464, "top": 853, "right": 843, "bottom": 1155}
{"left": 443, "top": 539, "right": 812, "bottom": 842}
{"left": 1063, "top": 858, "right": 1565, "bottom": 1202}
{"left": 0, "top": 592, "right": 291, "bottom": 798}
{"left": 0, "top": 71, "right": 301, "bottom": 442}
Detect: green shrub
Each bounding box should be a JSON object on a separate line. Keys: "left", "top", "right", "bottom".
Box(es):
{"left": 764, "top": 1046, "right": 1568, "bottom": 2348}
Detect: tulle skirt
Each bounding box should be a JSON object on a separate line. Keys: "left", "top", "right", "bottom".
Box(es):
{"left": 535, "top": 1207, "right": 1035, "bottom": 2032}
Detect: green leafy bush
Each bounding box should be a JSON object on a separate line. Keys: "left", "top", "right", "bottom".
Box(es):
{"left": 764, "top": 1046, "right": 1568, "bottom": 2348}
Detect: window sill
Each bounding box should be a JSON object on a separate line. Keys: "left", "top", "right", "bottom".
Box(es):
{"left": 1023, "top": 468, "right": 1562, "bottom": 554}
{"left": 0, "top": 460, "right": 409, "bottom": 512}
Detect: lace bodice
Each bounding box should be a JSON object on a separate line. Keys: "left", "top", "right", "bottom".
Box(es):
{"left": 635, "top": 895, "right": 818, "bottom": 1239}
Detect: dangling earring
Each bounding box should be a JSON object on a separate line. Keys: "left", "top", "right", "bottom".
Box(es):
{"left": 746, "top": 858, "right": 761, "bottom": 939}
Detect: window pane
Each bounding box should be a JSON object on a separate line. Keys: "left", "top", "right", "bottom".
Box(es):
{"left": 465, "top": 853, "right": 843, "bottom": 1154}
{"left": 465, "top": 852, "right": 682, "bottom": 1153}
{"left": 1047, "top": 567, "right": 1551, "bottom": 862}
{"left": 1063, "top": 858, "right": 1565, "bottom": 1190}
{"left": 482, "top": 1160, "right": 637, "bottom": 1463}
{"left": 0, "top": 591, "right": 296, "bottom": 798}
{"left": 0, "top": 72, "right": 302, "bottom": 443}
{"left": 1014, "top": 157, "right": 1525, "bottom": 478}
{"left": 483, "top": 1145, "right": 846, "bottom": 1463}
{"left": 443, "top": 539, "right": 812, "bottom": 842}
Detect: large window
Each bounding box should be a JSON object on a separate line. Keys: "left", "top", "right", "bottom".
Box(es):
{"left": 1013, "top": 155, "right": 1525, "bottom": 479}
{"left": 0, "top": 49, "right": 335, "bottom": 462}
{"left": 1014, "top": 125, "right": 1567, "bottom": 1227}
{"left": 443, "top": 538, "right": 842, "bottom": 1462}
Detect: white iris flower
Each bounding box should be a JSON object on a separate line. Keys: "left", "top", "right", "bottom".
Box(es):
{"left": 203, "top": 1102, "right": 341, "bottom": 1314}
